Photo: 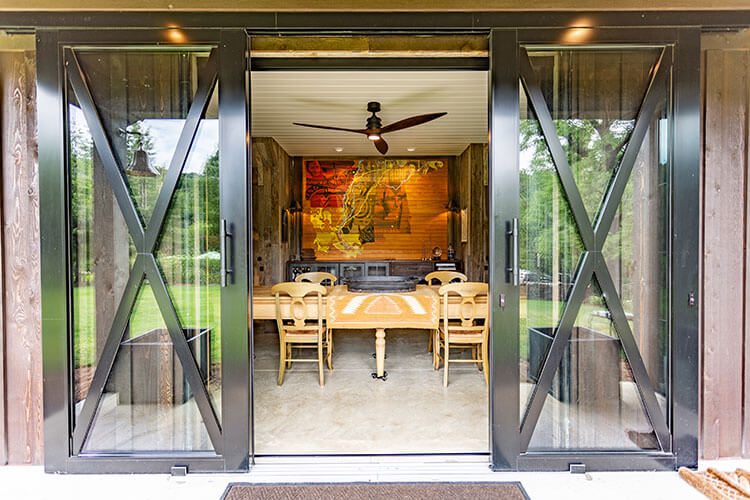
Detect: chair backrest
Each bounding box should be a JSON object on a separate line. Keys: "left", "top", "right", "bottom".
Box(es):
{"left": 425, "top": 271, "right": 468, "bottom": 285}
{"left": 271, "top": 282, "right": 327, "bottom": 332}
{"left": 438, "top": 282, "right": 489, "bottom": 336}
{"left": 295, "top": 271, "right": 338, "bottom": 286}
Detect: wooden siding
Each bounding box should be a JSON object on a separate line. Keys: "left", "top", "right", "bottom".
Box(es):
{"left": 252, "top": 137, "right": 297, "bottom": 286}
{"left": 0, "top": 51, "right": 42, "bottom": 465}
{"left": 701, "top": 32, "right": 750, "bottom": 460}
{"left": 451, "top": 144, "right": 488, "bottom": 282}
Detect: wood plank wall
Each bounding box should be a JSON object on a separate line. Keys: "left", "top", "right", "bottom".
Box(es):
{"left": 0, "top": 51, "right": 42, "bottom": 465}
{"left": 450, "top": 144, "right": 489, "bottom": 281}
{"left": 252, "top": 137, "right": 297, "bottom": 286}
{"left": 702, "top": 30, "right": 750, "bottom": 459}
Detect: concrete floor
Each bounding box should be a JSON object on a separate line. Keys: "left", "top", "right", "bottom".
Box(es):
{"left": 253, "top": 327, "right": 490, "bottom": 455}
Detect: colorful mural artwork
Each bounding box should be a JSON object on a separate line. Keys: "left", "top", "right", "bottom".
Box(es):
{"left": 303, "top": 158, "right": 447, "bottom": 259}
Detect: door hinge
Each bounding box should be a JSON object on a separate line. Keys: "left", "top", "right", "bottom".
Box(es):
{"left": 688, "top": 291, "right": 696, "bottom": 307}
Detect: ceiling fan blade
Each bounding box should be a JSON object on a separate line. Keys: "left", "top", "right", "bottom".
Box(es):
{"left": 380, "top": 112, "right": 447, "bottom": 134}
{"left": 374, "top": 136, "right": 389, "bottom": 155}
{"left": 292, "top": 122, "right": 367, "bottom": 135}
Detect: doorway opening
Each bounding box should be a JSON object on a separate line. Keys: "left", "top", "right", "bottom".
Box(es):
{"left": 248, "top": 35, "right": 492, "bottom": 456}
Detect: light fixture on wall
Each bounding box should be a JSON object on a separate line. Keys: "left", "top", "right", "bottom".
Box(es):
{"left": 445, "top": 199, "right": 460, "bottom": 213}
{"left": 282, "top": 200, "right": 303, "bottom": 248}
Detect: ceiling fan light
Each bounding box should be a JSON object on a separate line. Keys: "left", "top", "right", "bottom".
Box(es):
{"left": 368, "top": 134, "right": 381, "bottom": 141}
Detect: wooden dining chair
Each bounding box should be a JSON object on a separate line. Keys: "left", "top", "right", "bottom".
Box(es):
{"left": 295, "top": 271, "right": 338, "bottom": 286}
{"left": 424, "top": 271, "right": 468, "bottom": 353}
{"left": 424, "top": 271, "right": 468, "bottom": 285}
{"left": 294, "top": 271, "right": 337, "bottom": 357}
{"left": 271, "top": 282, "right": 330, "bottom": 386}
{"left": 434, "top": 282, "right": 489, "bottom": 387}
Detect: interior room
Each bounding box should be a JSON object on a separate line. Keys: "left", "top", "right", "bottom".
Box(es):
{"left": 249, "top": 36, "right": 491, "bottom": 455}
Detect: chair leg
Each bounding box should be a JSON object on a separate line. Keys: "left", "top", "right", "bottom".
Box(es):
{"left": 286, "top": 344, "right": 292, "bottom": 368}
{"left": 278, "top": 340, "right": 286, "bottom": 385}
{"left": 427, "top": 330, "right": 433, "bottom": 353}
{"left": 482, "top": 341, "right": 489, "bottom": 385}
{"left": 433, "top": 331, "right": 440, "bottom": 370}
{"left": 326, "top": 330, "right": 334, "bottom": 371}
{"left": 318, "top": 341, "right": 325, "bottom": 386}
{"left": 443, "top": 343, "right": 450, "bottom": 387}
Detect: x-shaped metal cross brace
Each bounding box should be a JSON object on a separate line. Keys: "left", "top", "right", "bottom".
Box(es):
{"left": 65, "top": 47, "right": 223, "bottom": 455}
{"left": 518, "top": 47, "right": 672, "bottom": 452}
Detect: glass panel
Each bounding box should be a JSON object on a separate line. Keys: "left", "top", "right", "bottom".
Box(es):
{"left": 155, "top": 96, "right": 221, "bottom": 418}
{"left": 69, "top": 99, "right": 136, "bottom": 419}
{"left": 527, "top": 49, "right": 661, "bottom": 221}
{"left": 519, "top": 99, "right": 585, "bottom": 420}
{"left": 602, "top": 86, "right": 670, "bottom": 420}
{"left": 75, "top": 50, "right": 211, "bottom": 225}
{"left": 82, "top": 280, "right": 214, "bottom": 453}
{"left": 528, "top": 279, "right": 658, "bottom": 451}
{"left": 69, "top": 47, "right": 220, "bottom": 453}
{"left": 521, "top": 46, "right": 671, "bottom": 451}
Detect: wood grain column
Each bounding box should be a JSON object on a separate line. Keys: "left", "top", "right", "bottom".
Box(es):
{"left": 0, "top": 50, "right": 42, "bottom": 465}
{"left": 702, "top": 47, "right": 749, "bottom": 460}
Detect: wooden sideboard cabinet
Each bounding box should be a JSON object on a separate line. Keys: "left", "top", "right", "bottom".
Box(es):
{"left": 287, "top": 260, "right": 463, "bottom": 281}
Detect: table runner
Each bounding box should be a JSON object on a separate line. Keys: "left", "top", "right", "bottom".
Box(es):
{"left": 327, "top": 285, "right": 439, "bottom": 330}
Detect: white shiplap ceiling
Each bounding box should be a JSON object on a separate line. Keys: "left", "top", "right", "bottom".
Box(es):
{"left": 251, "top": 71, "right": 488, "bottom": 157}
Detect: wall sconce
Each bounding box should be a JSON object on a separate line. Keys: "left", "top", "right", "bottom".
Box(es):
{"left": 446, "top": 199, "right": 460, "bottom": 213}
{"left": 288, "top": 200, "right": 302, "bottom": 214}
{"left": 282, "top": 200, "right": 302, "bottom": 245}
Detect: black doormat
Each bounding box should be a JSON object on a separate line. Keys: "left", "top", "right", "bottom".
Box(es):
{"left": 221, "top": 481, "right": 529, "bottom": 500}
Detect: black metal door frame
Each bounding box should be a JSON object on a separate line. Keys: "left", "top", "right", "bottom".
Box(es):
{"left": 489, "top": 27, "right": 700, "bottom": 471}
{"left": 38, "top": 28, "right": 251, "bottom": 473}
{"left": 35, "top": 20, "right": 700, "bottom": 474}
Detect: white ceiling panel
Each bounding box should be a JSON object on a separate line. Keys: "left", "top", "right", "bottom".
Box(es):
{"left": 251, "top": 70, "right": 488, "bottom": 157}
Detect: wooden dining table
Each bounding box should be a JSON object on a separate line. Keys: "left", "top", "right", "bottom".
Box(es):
{"left": 251, "top": 284, "right": 488, "bottom": 380}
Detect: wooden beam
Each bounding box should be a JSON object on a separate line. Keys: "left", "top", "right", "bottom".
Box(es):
{"left": 250, "top": 35, "right": 488, "bottom": 59}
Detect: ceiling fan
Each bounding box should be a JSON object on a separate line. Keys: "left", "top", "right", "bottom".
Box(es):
{"left": 293, "top": 101, "right": 447, "bottom": 155}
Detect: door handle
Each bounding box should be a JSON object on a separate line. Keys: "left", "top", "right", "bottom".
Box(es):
{"left": 220, "top": 219, "right": 234, "bottom": 287}
{"left": 506, "top": 218, "right": 519, "bottom": 286}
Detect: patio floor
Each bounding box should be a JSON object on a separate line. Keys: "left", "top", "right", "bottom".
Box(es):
{"left": 0, "top": 456, "right": 732, "bottom": 500}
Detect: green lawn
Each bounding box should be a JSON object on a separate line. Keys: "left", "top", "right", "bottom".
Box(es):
{"left": 73, "top": 284, "right": 222, "bottom": 369}
{"left": 72, "top": 287, "right": 627, "bottom": 370}
{"left": 521, "top": 297, "right": 629, "bottom": 360}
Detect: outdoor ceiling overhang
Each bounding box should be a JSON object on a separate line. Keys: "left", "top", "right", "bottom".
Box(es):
{"left": 1, "top": 0, "right": 750, "bottom": 10}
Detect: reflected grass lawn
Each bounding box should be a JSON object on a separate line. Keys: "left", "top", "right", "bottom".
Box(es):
{"left": 72, "top": 287, "right": 627, "bottom": 370}
{"left": 72, "top": 285, "right": 222, "bottom": 369}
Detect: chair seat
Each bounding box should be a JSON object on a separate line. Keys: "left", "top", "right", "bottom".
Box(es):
{"left": 439, "top": 326, "right": 484, "bottom": 343}
{"left": 440, "top": 334, "right": 483, "bottom": 343}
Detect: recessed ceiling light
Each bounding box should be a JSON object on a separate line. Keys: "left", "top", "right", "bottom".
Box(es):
{"left": 407, "top": 147, "right": 416, "bottom": 152}
{"left": 334, "top": 147, "right": 344, "bottom": 152}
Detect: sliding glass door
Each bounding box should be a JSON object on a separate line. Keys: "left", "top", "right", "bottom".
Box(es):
{"left": 489, "top": 28, "right": 699, "bottom": 471}
{"left": 40, "top": 30, "right": 250, "bottom": 472}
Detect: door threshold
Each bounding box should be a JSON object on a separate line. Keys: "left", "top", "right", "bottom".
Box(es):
{"left": 254, "top": 453, "right": 491, "bottom": 465}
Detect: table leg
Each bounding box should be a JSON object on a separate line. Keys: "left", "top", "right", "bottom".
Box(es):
{"left": 375, "top": 328, "right": 386, "bottom": 378}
